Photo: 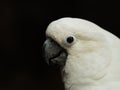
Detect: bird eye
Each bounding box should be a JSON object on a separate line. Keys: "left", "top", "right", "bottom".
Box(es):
{"left": 67, "top": 36, "right": 74, "bottom": 43}
{"left": 64, "top": 35, "right": 76, "bottom": 46}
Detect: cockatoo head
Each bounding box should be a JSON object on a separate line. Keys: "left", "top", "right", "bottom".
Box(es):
{"left": 43, "top": 17, "right": 119, "bottom": 89}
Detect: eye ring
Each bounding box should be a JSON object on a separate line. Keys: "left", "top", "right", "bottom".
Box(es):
{"left": 64, "top": 35, "right": 76, "bottom": 46}
{"left": 66, "top": 36, "right": 74, "bottom": 43}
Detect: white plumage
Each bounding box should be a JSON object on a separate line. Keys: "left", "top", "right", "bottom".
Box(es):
{"left": 44, "top": 17, "right": 120, "bottom": 90}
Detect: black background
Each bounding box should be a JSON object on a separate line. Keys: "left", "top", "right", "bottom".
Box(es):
{"left": 0, "top": 0, "right": 119, "bottom": 90}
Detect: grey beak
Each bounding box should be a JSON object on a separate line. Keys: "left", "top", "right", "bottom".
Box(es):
{"left": 43, "top": 38, "right": 67, "bottom": 66}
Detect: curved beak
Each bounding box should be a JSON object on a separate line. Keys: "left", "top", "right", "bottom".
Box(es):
{"left": 43, "top": 38, "right": 67, "bottom": 66}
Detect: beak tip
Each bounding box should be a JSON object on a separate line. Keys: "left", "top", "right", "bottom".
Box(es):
{"left": 45, "top": 59, "right": 50, "bottom": 65}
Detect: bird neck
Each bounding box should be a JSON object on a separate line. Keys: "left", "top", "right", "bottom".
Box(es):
{"left": 62, "top": 63, "right": 120, "bottom": 90}
{"left": 61, "top": 57, "right": 120, "bottom": 90}
{"left": 64, "top": 83, "right": 120, "bottom": 90}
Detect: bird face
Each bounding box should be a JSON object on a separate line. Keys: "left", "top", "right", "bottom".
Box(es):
{"left": 43, "top": 18, "right": 107, "bottom": 67}
{"left": 43, "top": 18, "right": 112, "bottom": 81}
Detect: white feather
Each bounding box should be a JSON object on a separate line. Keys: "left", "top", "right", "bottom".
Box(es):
{"left": 46, "top": 17, "right": 120, "bottom": 90}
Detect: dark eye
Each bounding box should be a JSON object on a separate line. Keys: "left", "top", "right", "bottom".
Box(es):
{"left": 66, "top": 36, "right": 74, "bottom": 43}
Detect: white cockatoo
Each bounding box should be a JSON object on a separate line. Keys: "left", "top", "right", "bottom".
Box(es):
{"left": 43, "top": 17, "right": 120, "bottom": 90}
